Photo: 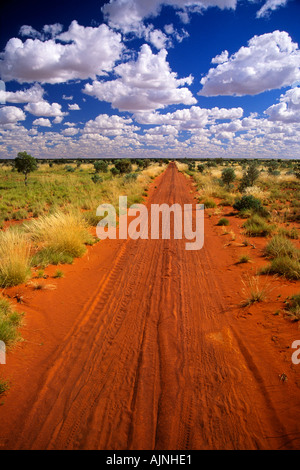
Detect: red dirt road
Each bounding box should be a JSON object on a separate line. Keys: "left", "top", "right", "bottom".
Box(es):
{"left": 1, "top": 163, "right": 300, "bottom": 450}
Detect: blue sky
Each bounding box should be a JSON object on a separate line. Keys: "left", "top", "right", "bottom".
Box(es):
{"left": 0, "top": 0, "right": 300, "bottom": 159}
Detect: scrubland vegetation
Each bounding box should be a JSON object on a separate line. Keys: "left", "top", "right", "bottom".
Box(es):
{"left": 0, "top": 156, "right": 299, "bottom": 396}
{"left": 177, "top": 157, "right": 300, "bottom": 316}
{"left": 0, "top": 158, "right": 166, "bottom": 288}
{"left": 0, "top": 157, "right": 166, "bottom": 394}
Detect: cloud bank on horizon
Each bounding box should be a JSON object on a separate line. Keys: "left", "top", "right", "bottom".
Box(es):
{"left": 0, "top": 0, "right": 299, "bottom": 160}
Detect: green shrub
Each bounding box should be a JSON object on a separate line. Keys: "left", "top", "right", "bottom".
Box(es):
{"left": 243, "top": 215, "right": 274, "bottom": 237}
{"left": 94, "top": 161, "right": 108, "bottom": 173}
{"left": 238, "top": 254, "right": 251, "bottom": 264}
{"left": 11, "top": 209, "right": 29, "bottom": 221}
{"left": 53, "top": 269, "right": 64, "bottom": 279}
{"left": 261, "top": 256, "right": 300, "bottom": 280}
{"left": 83, "top": 211, "right": 102, "bottom": 227}
{"left": 0, "top": 297, "right": 23, "bottom": 346}
{"left": 221, "top": 168, "right": 236, "bottom": 188}
{"left": 91, "top": 174, "right": 103, "bottom": 184}
{"left": 111, "top": 167, "right": 120, "bottom": 176}
{"left": 31, "top": 248, "right": 74, "bottom": 268}
{"left": 114, "top": 159, "right": 132, "bottom": 174}
{"left": 217, "top": 218, "right": 230, "bottom": 226}
{"left": 202, "top": 198, "right": 216, "bottom": 208}
{"left": 239, "top": 162, "right": 260, "bottom": 190}
{"left": 264, "top": 236, "right": 299, "bottom": 260}
{"left": 233, "top": 195, "right": 263, "bottom": 212}
{"left": 278, "top": 227, "right": 299, "bottom": 240}
{"left": 0, "top": 379, "right": 9, "bottom": 396}
{"left": 65, "top": 165, "right": 75, "bottom": 173}
{"left": 124, "top": 172, "right": 138, "bottom": 182}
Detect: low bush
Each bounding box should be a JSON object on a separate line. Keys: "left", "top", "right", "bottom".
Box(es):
{"left": 217, "top": 218, "right": 229, "bottom": 226}
{"left": 31, "top": 248, "right": 74, "bottom": 268}
{"left": 11, "top": 209, "right": 29, "bottom": 221}
{"left": 124, "top": 172, "right": 138, "bottom": 182}
{"left": 264, "top": 235, "right": 299, "bottom": 260}
{"left": 0, "top": 296, "right": 23, "bottom": 346}
{"left": 278, "top": 227, "right": 298, "bottom": 240}
{"left": 201, "top": 198, "right": 216, "bottom": 208}
{"left": 53, "top": 269, "right": 64, "bottom": 279}
{"left": 83, "top": 211, "right": 103, "bottom": 227}
{"left": 243, "top": 215, "right": 274, "bottom": 237}
{"left": 261, "top": 256, "right": 300, "bottom": 280}
{"left": 237, "top": 254, "right": 251, "bottom": 264}
{"left": 0, "top": 379, "right": 9, "bottom": 396}
{"left": 91, "top": 174, "right": 103, "bottom": 184}
{"left": 233, "top": 195, "right": 263, "bottom": 213}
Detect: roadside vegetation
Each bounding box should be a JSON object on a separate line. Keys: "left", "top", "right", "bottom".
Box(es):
{"left": 177, "top": 157, "right": 300, "bottom": 315}
{"left": 0, "top": 296, "right": 23, "bottom": 347}
{"left": 0, "top": 157, "right": 166, "bottom": 394}
{"left": 284, "top": 294, "right": 300, "bottom": 321}
{"left": 0, "top": 295, "right": 23, "bottom": 396}
{"left": 0, "top": 158, "right": 166, "bottom": 285}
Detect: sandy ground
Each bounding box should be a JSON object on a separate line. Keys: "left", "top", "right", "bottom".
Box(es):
{"left": 0, "top": 163, "right": 299, "bottom": 450}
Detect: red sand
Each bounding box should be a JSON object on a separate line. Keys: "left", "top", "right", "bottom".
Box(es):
{"left": 0, "top": 163, "right": 299, "bottom": 450}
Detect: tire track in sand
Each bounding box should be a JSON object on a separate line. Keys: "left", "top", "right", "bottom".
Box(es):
{"left": 14, "top": 163, "right": 297, "bottom": 450}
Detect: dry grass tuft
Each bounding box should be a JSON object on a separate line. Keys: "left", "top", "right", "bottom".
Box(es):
{"left": 241, "top": 275, "right": 273, "bottom": 306}
{"left": 25, "top": 211, "right": 92, "bottom": 260}
{"left": 0, "top": 230, "right": 32, "bottom": 287}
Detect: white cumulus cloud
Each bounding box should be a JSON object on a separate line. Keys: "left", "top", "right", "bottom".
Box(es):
{"left": 265, "top": 86, "right": 300, "bottom": 122}
{"left": 0, "top": 84, "right": 44, "bottom": 104}
{"left": 19, "top": 23, "right": 63, "bottom": 40}
{"left": 83, "top": 44, "right": 196, "bottom": 112}
{"left": 62, "top": 127, "right": 79, "bottom": 136}
{"left": 0, "top": 106, "right": 26, "bottom": 125}
{"left": 24, "top": 101, "right": 68, "bottom": 123}
{"left": 32, "top": 118, "right": 52, "bottom": 127}
{"left": 199, "top": 31, "right": 300, "bottom": 96}
{"left": 82, "top": 114, "right": 140, "bottom": 136}
{"left": 0, "top": 21, "right": 124, "bottom": 84}
{"left": 68, "top": 103, "right": 80, "bottom": 111}
{"left": 102, "top": 0, "right": 238, "bottom": 33}
{"left": 211, "top": 50, "right": 229, "bottom": 64}
{"left": 135, "top": 105, "right": 243, "bottom": 132}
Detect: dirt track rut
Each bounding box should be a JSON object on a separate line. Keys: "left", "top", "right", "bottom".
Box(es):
{"left": 11, "top": 163, "right": 298, "bottom": 450}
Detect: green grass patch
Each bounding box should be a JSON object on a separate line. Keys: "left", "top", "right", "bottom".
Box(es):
{"left": 237, "top": 254, "right": 251, "bottom": 264}
{"left": 201, "top": 198, "right": 216, "bottom": 208}
{"left": 243, "top": 215, "right": 275, "bottom": 237}
{"left": 31, "top": 248, "right": 74, "bottom": 268}
{"left": 261, "top": 256, "right": 300, "bottom": 280}
{"left": 285, "top": 294, "right": 300, "bottom": 321}
{"left": 0, "top": 379, "right": 9, "bottom": 396}
{"left": 264, "top": 235, "right": 299, "bottom": 260}
{"left": 53, "top": 269, "right": 64, "bottom": 279}
{"left": 0, "top": 297, "right": 23, "bottom": 347}
{"left": 278, "top": 227, "right": 299, "bottom": 240}
{"left": 217, "top": 218, "right": 230, "bottom": 226}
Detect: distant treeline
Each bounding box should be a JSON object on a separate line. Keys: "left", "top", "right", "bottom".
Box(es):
{"left": 0, "top": 157, "right": 299, "bottom": 166}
